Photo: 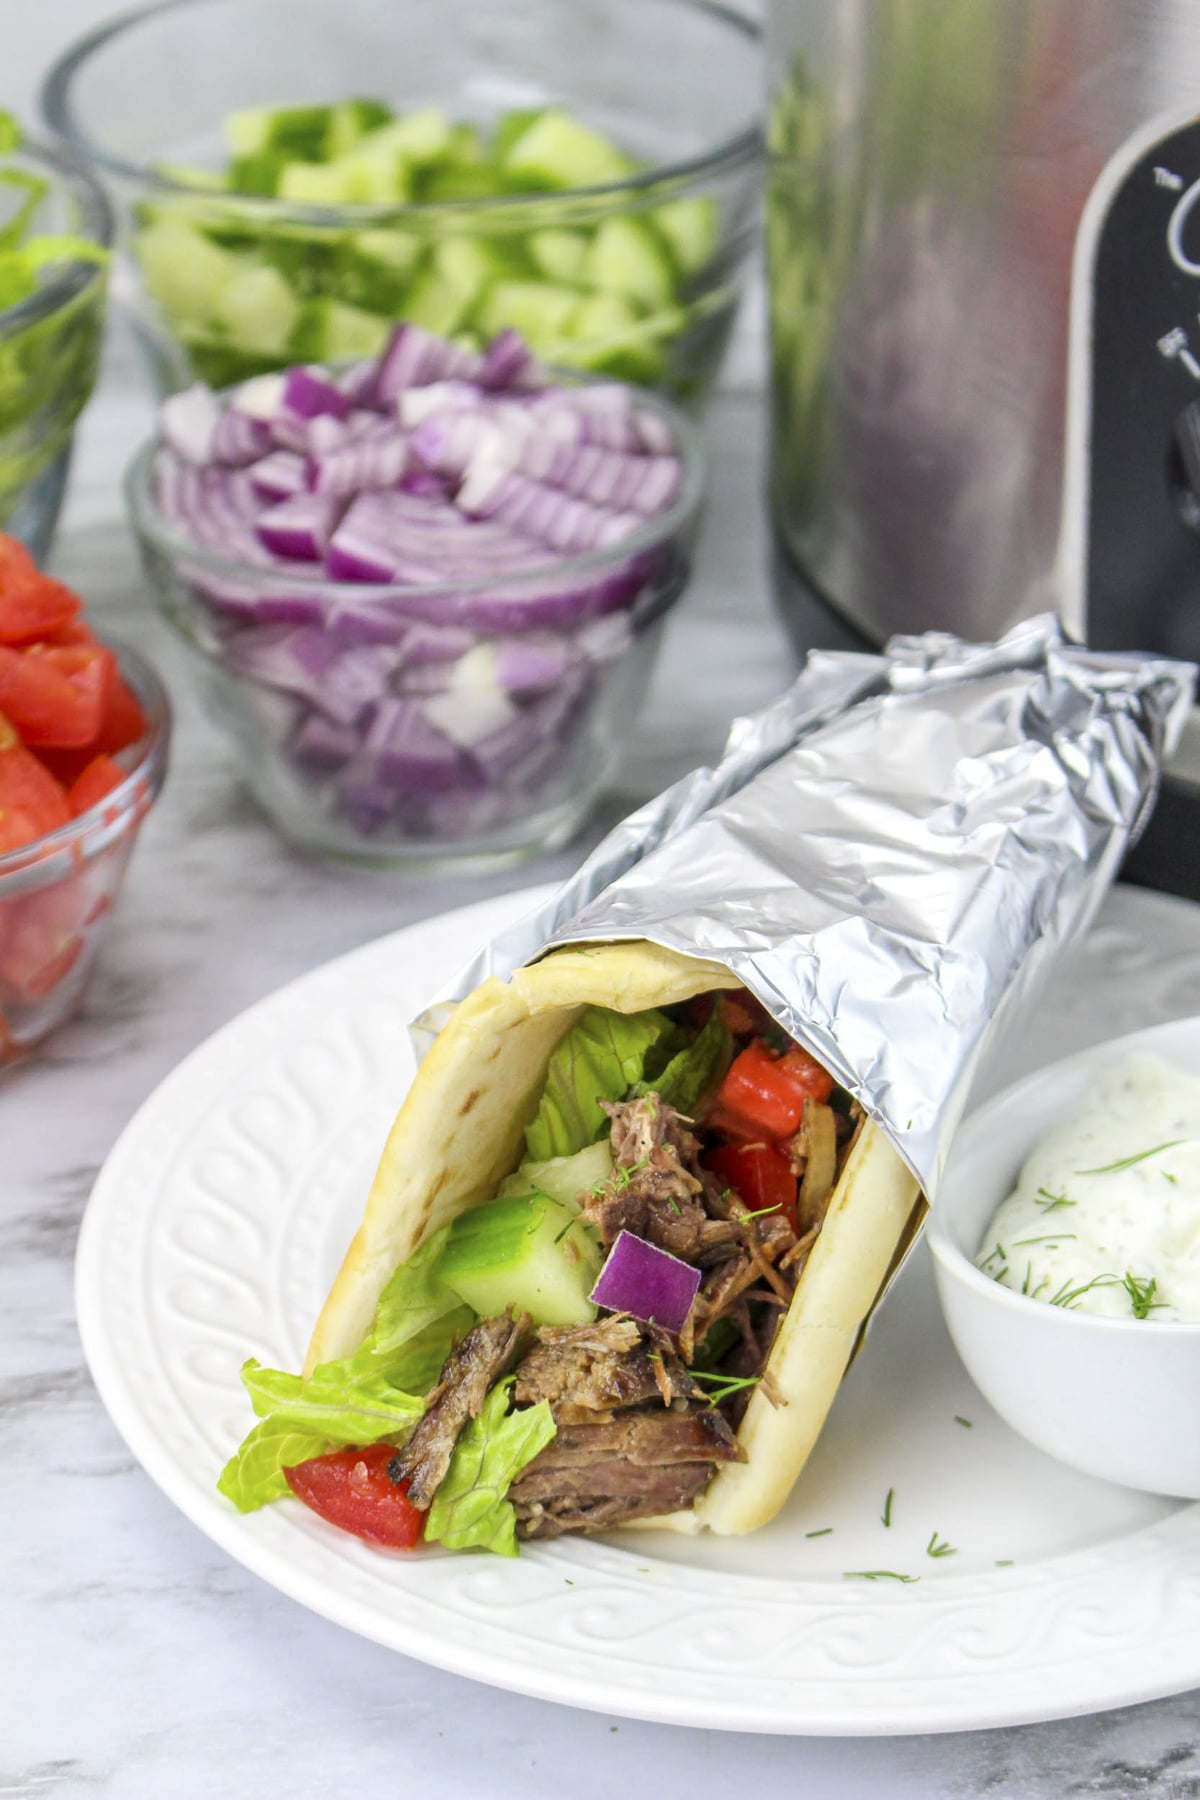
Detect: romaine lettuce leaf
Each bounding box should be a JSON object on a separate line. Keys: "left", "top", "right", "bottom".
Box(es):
{"left": 639, "top": 1004, "right": 732, "bottom": 1117}
{"left": 524, "top": 1005, "right": 674, "bottom": 1161}
{"left": 218, "top": 1230, "right": 472, "bottom": 1515}
{"left": 424, "top": 1378, "right": 556, "bottom": 1556}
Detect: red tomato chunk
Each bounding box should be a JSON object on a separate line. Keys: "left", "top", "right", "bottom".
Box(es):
{"left": 284, "top": 1444, "right": 426, "bottom": 1548}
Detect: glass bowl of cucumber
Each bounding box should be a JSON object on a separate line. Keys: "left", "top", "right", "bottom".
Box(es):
{"left": 0, "top": 131, "right": 112, "bottom": 561}
{"left": 42, "top": 0, "right": 762, "bottom": 410}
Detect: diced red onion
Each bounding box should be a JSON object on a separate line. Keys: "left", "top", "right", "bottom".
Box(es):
{"left": 284, "top": 365, "right": 351, "bottom": 421}
{"left": 397, "top": 380, "right": 484, "bottom": 428}
{"left": 356, "top": 696, "right": 464, "bottom": 791}
{"left": 308, "top": 422, "right": 410, "bottom": 497}
{"left": 409, "top": 408, "right": 504, "bottom": 478}
{"left": 249, "top": 450, "right": 308, "bottom": 501}
{"left": 375, "top": 323, "right": 484, "bottom": 402}
{"left": 495, "top": 635, "right": 572, "bottom": 695}
{"left": 590, "top": 1230, "right": 701, "bottom": 1335}
{"left": 159, "top": 384, "right": 220, "bottom": 465}
{"left": 402, "top": 622, "right": 476, "bottom": 664}
{"left": 423, "top": 685, "right": 519, "bottom": 748}
{"left": 256, "top": 493, "right": 346, "bottom": 561}
{"left": 290, "top": 712, "right": 360, "bottom": 773}
{"left": 480, "top": 327, "right": 541, "bottom": 392}
{"left": 230, "top": 374, "right": 288, "bottom": 421}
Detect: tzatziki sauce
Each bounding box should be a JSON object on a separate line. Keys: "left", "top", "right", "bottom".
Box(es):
{"left": 977, "top": 1054, "right": 1200, "bottom": 1322}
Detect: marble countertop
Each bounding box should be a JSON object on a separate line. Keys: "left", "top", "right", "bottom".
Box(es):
{"left": 6, "top": 14, "right": 1200, "bottom": 1796}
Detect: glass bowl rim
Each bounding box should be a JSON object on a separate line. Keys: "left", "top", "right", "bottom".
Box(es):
{"left": 124, "top": 374, "right": 706, "bottom": 600}
{"left": 0, "top": 134, "right": 113, "bottom": 343}
{"left": 0, "top": 632, "right": 171, "bottom": 882}
{"left": 41, "top": 0, "right": 763, "bottom": 222}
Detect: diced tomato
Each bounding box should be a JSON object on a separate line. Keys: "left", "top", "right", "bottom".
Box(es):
{"left": 41, "top": 616, "right": 99, "bottom": 649}
{"left": 0, "top": 872, "right": 91, "bottom": 999}
{"left": 706, "top": 1140, "right": 799, "bottom": 1233}
{"left": 0, "top": 540, "right": 82, "bottom": 646}
{"left": 711, "top": 1038, "right": 835, "bottom": 1142}
{"left": 0, "top": 710, "right": 70, "bottom": 854}
{"left": 66, "top": 754, "right": 126, "bottom": 819}
{"left": 284, "top": 1444, "right": 426, "bottom": 1549}
{"left": 92, "top": 671, "right": 146, "bottom": 756}
{"left": 0, "top": 641, "right": 116, "bottom": 749}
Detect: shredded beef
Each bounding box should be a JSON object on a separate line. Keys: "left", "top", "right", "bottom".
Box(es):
{"left": 582, "top": 1095, "right": 709, "bottom": 1257}
{"left": 511, "top": 1405, "right": 742, "bottom": 1538}
{"left": 513, "top": 1316, "right": 695, "bottom": 1413}
{"left": 388, "top": 1310, "right": 526, "bottom": 1508}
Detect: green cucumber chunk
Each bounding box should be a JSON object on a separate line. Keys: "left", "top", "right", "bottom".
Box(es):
{"left": 324, "top": 98, "right": 393, "bottom": 160}
{"left": 529, "top": 228, "right": 588, "bottom": 284}
{"left": 212, "top": 263, "right": 300, "bottom": 353}
{"left": 289, "top": 295, "right": 389, "bottom": 360}
{"left": 476, "top": 278, "right": 580, "bottom": 352}
{"left": 135, "top": 217, "right": 241, "bottom": 323}
{"left": 225, "top": 103, "right": 333, "bottom": 160}
{"left": 436, "top": 1189, "right": 602, "bottom": 1327}
{"left": 402, "top": 264, "right": 473, "bottom": 336}
{"left": 581, "top": 216, "right": 675, "bottom": 309}
{"left": 499, "top": 1141, "right": 614, "bottom": 1209}
{"left": 652, "top": 196, "right": 718, "bottom": 276}
{"left": 501, "top": 107, "right": 635, "bottom": 191}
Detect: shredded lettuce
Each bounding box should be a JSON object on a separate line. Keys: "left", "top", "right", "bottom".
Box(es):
{"left": 639, "top": 1004, "right": 732, "bottom": 1117}
{"left": 424, "top": 1379, "right": 556, "bottom": 1556}
{"left": 524, "top": 1005, "right": 674, "bottom": 1161}
{"left": 217, "top": 1230, "right": 472, "bottom": 1514}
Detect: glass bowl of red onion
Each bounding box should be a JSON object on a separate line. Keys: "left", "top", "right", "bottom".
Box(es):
{"left": 124, "top": 323, "right": 704, "bottom": 867}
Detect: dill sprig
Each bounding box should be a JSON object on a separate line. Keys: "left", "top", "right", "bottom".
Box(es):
{"left": 1035, "top": 1188, "right": 1076, "bottom": 1214}
{"left": 688, "top": 1369, "right": 761, "bottom": 1406}
{"left": 1075, "top": 1140, "right": 1184, "bottom": 1176}
{"left": 1012, "top": 1234, "right": 1077, "bottom": 1247}
{"left": 843, "top": 1570, "right": 919, "bottom": 1584}
{"left": 1048, "top": 1272, "right": 1122, "bottom": 1309}
{"left": 881, "top": 1487, "right": 894, "bottom": 1528}
{"left": 1123, "top": 1272, "right": 1166, "bottom": 1320}
{"left": 926, "top": 1532, "right": 956, "bottom": 1559}
{"left": 805, "top": 1527, "right": 834, "bottom": 1538}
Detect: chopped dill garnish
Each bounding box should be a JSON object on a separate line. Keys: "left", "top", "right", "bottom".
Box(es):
{"left": 1048, "top": 1272, "right": 1122, "bottom": 1309}
{"left": 926, "top": 1532, "right": 956, "bottom": 1559}
{"left": 1036, "top": 1188, "right": 1076, "bottom": 1213}
{"left": 1012, "top": 1234, "right": 1077, "bottom": 1247}
{"left": 1163, "top": 1171, "right": 1178, "bottom": 1185}
{"left": 881, "top": 1487, "right": 894, "bottom": 1528}
{"left": 806, "top": 1527, "right": 834, "bottom": 1538}
{"left": 1123, "top": 1272, "right": 1166, "bottom": 1320}
{"left": 995, "top": 1559, "right": 1014, "bottom": 1568}
{"left": 688, "top": 1369, "right": 761, "bottom": 1406}
{"left": 980, "top": 1243, "right": 1007, "bottom": 1271}
{"left": 1075, "top": 1140, "right": 1184, "bottom": 1176}
{"left": 844, "top": 1570, "right": 919, "bottom": 1584}
{"left": 953, "top": 1416, "right": 973, "bottom": 1429}
{"left": 668, "top": 1199, "right": 682, "bottom": 1216}
{"left": 741, "top": 1203, "right": 783, "bottom": 1221}
{"left": 554, "top": 1218, "right": 576, "bottom": 1244}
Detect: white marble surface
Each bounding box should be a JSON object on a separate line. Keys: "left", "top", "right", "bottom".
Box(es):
{"left": 6, "top": 11, "right": 1200, "bottom": 1797}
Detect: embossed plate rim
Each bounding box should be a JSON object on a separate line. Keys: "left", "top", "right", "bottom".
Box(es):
{"left": 76, "top": 883, "right": 1200, "bottom": 1734}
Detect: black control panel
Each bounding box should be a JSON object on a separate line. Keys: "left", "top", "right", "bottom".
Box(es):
{"left": 1089, "top": 118, "right": 1200, "bottom": 661}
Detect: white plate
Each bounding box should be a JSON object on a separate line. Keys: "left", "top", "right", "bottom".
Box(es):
{"left": 76, "top": 883, "right": 1200, "bottom": 1736}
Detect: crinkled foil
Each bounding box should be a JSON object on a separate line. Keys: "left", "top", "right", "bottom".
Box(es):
{"left": 420, "top": 616, "right": 1194, "bottom": 1202}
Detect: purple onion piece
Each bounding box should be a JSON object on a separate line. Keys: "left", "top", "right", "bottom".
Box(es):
{"left": 159, "top": 385, "right": 220, "bottom": 465}
{"left": 397, "top": 380, "right": 484, "bottom": 427}
{"left": 284, "top": 364, "right": 351, "bottom": 421}
{"left": 402, "top": 622, "right": 477, "bottom": 665}
{"left": 355, "top": 697, "right": 464, "bottom": 792}
{"left": 256, "top": 493, "right": 347, "bottom": 561}
{"left": 479, "top": 327, "right": 540, "bottom": 392}
{"left": 495, "top": 635, "right": 572, "bottom": 695}
{"left": 290, "top": 712, "right": 360, "bottom": 774}
{"left": 590, "top": 1230, "right": 701, "bottom": 1335}
{"left": 423, "top": 686, "right": 519, "bottom": 748}
{"left": 249, "top": 450, "right": 308, "bottom": 501}
{"left": 375, "top": 323, "right": 484, "bottom": 402}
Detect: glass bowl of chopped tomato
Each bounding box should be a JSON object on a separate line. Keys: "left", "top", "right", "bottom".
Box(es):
{"left": 0, "top": 539, "right": 169, "bottom": 1065}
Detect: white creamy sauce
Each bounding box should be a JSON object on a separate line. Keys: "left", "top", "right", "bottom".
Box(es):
{"left": 977, "top": 1054, "right": 1200, "bottom": 1321}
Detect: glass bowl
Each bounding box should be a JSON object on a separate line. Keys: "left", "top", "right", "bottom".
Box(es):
{"left": 125, "top": 380, "right": 704, "bottom": 868}
{"left": 42, "top": 0, "right": 761, "bottom": 408}
{"left": 0, "top": 137, "right": 112, "bottom": 562}
{"left": 0, "top": 638, "right": 170, "bottom": 1065}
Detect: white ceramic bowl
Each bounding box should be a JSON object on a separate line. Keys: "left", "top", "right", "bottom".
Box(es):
{"left": 928, "top": 1016, "right": 1200, "bottom": 1499}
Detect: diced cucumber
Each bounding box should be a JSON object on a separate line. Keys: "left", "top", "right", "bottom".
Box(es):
{"left": 414, "top": 164, "right": 505, "bottom": 204}
{"left": 551, "top": 292, "right": 678, "bottom": 383}
{"left": 442, "top": 122, "right": 486, "bottom": 167}
{"left": 135, "top": 217, "right": 242, "bottom": 323}
{"left": 529, "top": 228, "right": 588, "bottom": 284}
{"left": 277, "top": 160, "right": 358, "bottom": 205}
{"left": 499, "top": 1141, "right": 614, "bottom": 1209}
{"left": 581, "top": 216, "right": 674, "bottom": 310}
{"left": 212, "top": 264, "right": 301, "bottom": 354}
{"left": 475, "top": 278, "right": 580, "bottom": 352}
{"left": 403, "top": 264, "right": 473, "bottom": 336}
{"left": 260, "top": 226, "right": 344, "bottom": 299}
{"left": 289, "top": 296, "right": 389, "bottom": 361}
{"left": 156, "top": 162, "right": 227, "bottom": 191}
{"left": 337, "top": 228, "right": 421, "bottom": 311}
{"left": 324, "top": 98, "right": 393, "bottom": 160}
{"left": 225, "top": 103, "right": 333, "bottom": 161}
{"left": 491, "top": 108, "right": 548, "bottom": 164}
{"left": 358, "top": 109, "right": 454, "bottom": 168}
{"left": 436, "top": 1189, "right": 602, "bottom": 1327}
{"left": 652, "top": 196, "right": 718, "bottom": 276}
{"left": 501, "top": 107, "right": 635, "bottom": 191}
{"left": 228, "top": 151, "right": 287, "bottom": 197}
{"left": 432, "top": 236, "right": 516, "bottom": 313}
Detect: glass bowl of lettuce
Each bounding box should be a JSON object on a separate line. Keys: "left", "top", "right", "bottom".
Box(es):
{"left": 41, "top": 0, "right": 761, "bottom": 408}
{"left": 0, "top": 122, "right": 112, "bottom": 561}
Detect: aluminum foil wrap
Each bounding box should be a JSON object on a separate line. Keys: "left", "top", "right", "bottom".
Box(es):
{"left": 425, "top": 616, "right": 1194, "bottom": 1201}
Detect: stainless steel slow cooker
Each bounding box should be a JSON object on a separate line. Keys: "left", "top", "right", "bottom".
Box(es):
{"left": 767, "top": 0, "right": 1200, "bottom": 676}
